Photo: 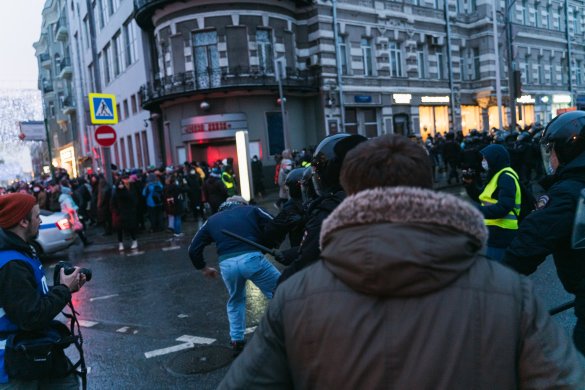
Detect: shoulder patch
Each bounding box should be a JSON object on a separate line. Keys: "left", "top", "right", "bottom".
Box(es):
{"left": 536, "top": 195, "right": 550, "bottom": 209}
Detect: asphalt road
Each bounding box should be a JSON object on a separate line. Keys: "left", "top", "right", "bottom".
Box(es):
{"left": 41, "top": 189, "right": 577, "bottom": 389}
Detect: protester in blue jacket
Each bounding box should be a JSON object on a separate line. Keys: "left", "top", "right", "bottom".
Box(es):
{"left": 188, "top": 196, "right": 280, "bottom": 356}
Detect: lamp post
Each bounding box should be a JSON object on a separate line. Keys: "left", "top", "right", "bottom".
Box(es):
{"left": 275, "top": 57, "right": 291, "bottom": 150}
{"left": 492, "top": 1, "right": 504, "bottom": 131}
{"left": 331, "top": 0, "right": 346, "bottom": 132}
{"left": 42, "top": 103, "right": 56, "bottom": 182}
{"left": 505, "top": 0, "right": 518, "bottom": 131}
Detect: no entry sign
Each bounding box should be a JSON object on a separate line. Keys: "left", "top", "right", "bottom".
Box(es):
{"left": 95, "top": 125, "right": 117, "bottom": 147}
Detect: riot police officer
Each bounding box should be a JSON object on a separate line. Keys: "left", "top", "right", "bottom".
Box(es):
{"left": 277, "top": 133, "right": 367, "bottom": 285}
{"left": 503, "top": 110, "right": 585, "bottom": 353}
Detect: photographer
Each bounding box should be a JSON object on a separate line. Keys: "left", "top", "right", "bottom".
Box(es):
{"left": 463, "top": 144, "right": 520, "bottom": 262}
{"left": 0, "top": 193, "right": 86, "bottom": 388}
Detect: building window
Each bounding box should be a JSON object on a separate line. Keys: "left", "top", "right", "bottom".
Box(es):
{"left": 102, "top": 44, "right": 111, "bottom": 84}
{"left": 389, "top": 42, "right": 403, "bottom": 77}
{"left": 338, "top": 35, "right": 348, "bottom": 75}
{"left": 361, "top": 38, "right": 373, "bottom": 76}
{"left": 131, "top": 94, "right": 137, "bottom": 114}
{"left": 120, "top": 137, "right": 126, "bottom": 168}
{"left": 141, "top": 131, "right": 150, "bottom": 166}
{"left": 123, "top": 99, "right": 129, "bottom": 119}
{"left": 437, "top": 51, "right": 445, "bottom": 80}
{"left": 256, "top": 29, "right": 274, "bottom": 73}
{"left": 123, "top": 19, "right": 137, "bottom": 67}
{"left": 363, "top": 108, "right": 378, "bottom": 138}
{"left": 94, "top": 1, "right": 103, "bottom": 30}
{"left": 135, "top": 133, "right": 143, "bottom": 168}
{"left": 127, "top": 136, "right": 135, "bottom": 168}
{"left": 473, "top": 48, "right": 480, "bottom": 80}
{"left": 574, "top": 9, "right": 581, "bottom": 34}
{"left": 544, "top": 5, "right": 551, "bottom": 28}
{"left": 112, "top": 32, "right": 124, "bottom": 77}
{"left": 550, "top": 62, "right": 556, "bottom": 85}
{"left": 522, "top": 0, "right": 529, "bottom": 25}
{"left": 577, "top": 60, "right": 583, "bottom": 85}
{"left": 83, "top": 16, "right": 90, "bottom": 49}
{"left": 345, "top": 108, "right": 358, "bottom": 134}
{"left": 418, "top": 50, "right": 426, "bottom": 79}
{"left": 538, "top": 59, "right": 545, "bottom": 84}
{"left": 99, "top": 0, "right": 109, "bottom": 27}
{"left": 193, "top": 30, "right": 220, "bottom": 88}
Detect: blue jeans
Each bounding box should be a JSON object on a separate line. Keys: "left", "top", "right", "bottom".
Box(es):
{"left": 486, "top": 246, "right": 506, "bottom": 262}
{"left": 173, "top": 214, "right": 182, "bottom": 234}
{"left": 219, "top": 252, "right": 281, "bottom": 342}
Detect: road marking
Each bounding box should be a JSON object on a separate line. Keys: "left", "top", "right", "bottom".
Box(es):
{"left": 126, "top": 250, "right": 145, "bottom": 257}
{"left": 90, "top": 294, "right": 119, "bottom": 302}
{"left": 245, "top": 326, "right": 257, "bottom": 335}
{"left": 162, "top": 246, "right": 181, "bottom": 251}
{"left": 144, "top": 335, "right": 216, "bottom": 359}
{"left": 177, "top": 314, "right": 189, "bottom": 318}
{"left": 117, "top": 326, "right": 129, "bottom": 333}
{"left": 78, "top": 320, "right": 99, "bottom": 328}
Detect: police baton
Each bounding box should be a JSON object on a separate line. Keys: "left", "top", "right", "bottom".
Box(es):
{"left": 221, "top": 230, "right": 279, "bottom": 257}
{"left": 548, "top": 300, "right": 575, "bottom": 316}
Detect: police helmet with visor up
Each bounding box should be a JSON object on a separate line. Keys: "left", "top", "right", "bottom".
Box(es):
{"left": 540, "top": 110, "right": 585, "bottom": 174}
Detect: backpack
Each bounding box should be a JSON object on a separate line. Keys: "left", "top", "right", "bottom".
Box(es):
{"left": 504, "top": 171, "right": 536, "bottom": 223}
{"left": 151, "top": 185, "right": 163, "bottom": 206}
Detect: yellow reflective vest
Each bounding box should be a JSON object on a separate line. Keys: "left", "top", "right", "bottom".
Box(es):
{"left": 479, "top": 167, "right": 521, "bottom": 230}
{"left": 222, "top": 171, "right": 235, "bottom": 195}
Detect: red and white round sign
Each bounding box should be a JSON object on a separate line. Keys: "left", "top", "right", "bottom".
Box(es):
{"left": 94, "top": 125, "right": 117, "bottom": 147}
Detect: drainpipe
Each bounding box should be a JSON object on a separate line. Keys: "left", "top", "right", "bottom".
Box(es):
{"left": 444, "top": 0, "right": 457, "bottom": 132}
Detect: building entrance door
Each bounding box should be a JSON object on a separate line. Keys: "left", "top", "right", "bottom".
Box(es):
{"left": 393, "top": 114, "right": 410, "bottom": 136}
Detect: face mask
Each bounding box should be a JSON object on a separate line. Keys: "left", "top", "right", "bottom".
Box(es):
{"left": 481, "top": 159, "right": 489, "bottom": 171}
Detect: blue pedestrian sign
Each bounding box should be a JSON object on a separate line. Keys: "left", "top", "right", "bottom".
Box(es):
{"left": 89, "top": 93, "right": 118, "bottom": 124}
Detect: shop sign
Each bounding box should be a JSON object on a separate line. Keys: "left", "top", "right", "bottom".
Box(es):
{"left": 354, "top": 95, "right": 372, "bottom": 103}
{"left": 516, "top": 95, "right": 535, "bottom": 104}
{"left": 181, "top": 113, "right": 247, "bottom": 142}
{"left": 553, "top": 94, "right": 572, "bottom": 104}
{"left": 393, "top": 94, "right": 412, "bottom": 104}
{"left": 421, "top": 96, "right": 450, "bottom": 104}
{"left": 60, "top": 147, "right": 74, "bottom": 161}
{"left": 18, "top": 121, "right": 46, "bottom": 141}
{"left": 540, "top": 96, "right": 550, "bottom": 104}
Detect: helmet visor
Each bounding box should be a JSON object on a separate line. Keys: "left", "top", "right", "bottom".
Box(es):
{"left": 540, "top": 141, "right": 555, "bottom": 175}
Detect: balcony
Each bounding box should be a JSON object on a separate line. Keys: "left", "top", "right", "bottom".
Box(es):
{"left": 139, "top": 66, "right": 320, "bottom": 110}
{"left": 56, "top": 17, "right": 68, "bottom": 41}
{"left": 62, "top": 97, "right": 76, "bottom": 116}
{"left": 40, "top": 53, "right": 52, "bottom": 68}
{"left": 58, "top": 57, "right": 72, "bottom": 79}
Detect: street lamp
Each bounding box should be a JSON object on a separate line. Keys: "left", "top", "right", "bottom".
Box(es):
{"left": 331, "top": 0, "right": 346, "bottom": 132}
{"left": 492, "top": 1, "right": 504, "bottom": 131}
{"left": 505, "top": 0, "right": 519, "bottom": 131}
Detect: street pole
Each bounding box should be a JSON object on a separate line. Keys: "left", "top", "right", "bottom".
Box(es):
{"left": 492, "top": 0, "right": 504, "bottom": 130}
{"left": 506, "top": 0, "right": 517, "bottom": 131}
{"left": 332, "top": 0, "right": 346, "bottom": 132}
{"left": 565, "top": 0, "right": 574, "bottom": 104}
{"left": 444, "top": 0, "right": 457, "bottom": 133}
{"left": 43, "top": 116, "right": 56, "bottom": 182}
{"left": 276, "top": 58, "right": 291, "bottom": 150}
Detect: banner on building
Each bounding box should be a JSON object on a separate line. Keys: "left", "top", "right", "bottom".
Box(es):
{"left": 18, "top": 121, "right": 46, "bottom": 141}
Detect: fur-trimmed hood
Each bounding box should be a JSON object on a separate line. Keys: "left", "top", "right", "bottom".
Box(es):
{"left": 319, "top": 187, "right": 488, "bottom": 297}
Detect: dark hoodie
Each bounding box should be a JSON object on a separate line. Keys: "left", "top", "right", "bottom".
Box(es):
{"left": 465, "top": 144, "right": 518, "bottom": 248}
{"left": 0, "top": 229, "right": 70, "bottom": 331}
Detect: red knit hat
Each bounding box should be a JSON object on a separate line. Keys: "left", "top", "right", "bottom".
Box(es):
{"left": 0, "top": 193, "right": 37, "bottom": 229}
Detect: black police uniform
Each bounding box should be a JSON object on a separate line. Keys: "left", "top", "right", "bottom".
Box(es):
{"left": 504, "top": 151, "right": 585, "bottom": 351}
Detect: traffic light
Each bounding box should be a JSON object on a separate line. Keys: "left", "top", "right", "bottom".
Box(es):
{"left": 513, "top": 70, "right": 522, "bottom": 98}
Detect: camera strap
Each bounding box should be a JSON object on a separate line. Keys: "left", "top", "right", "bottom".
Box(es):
{"left": 62, "top": 300, "right": 88, "bottom": 390}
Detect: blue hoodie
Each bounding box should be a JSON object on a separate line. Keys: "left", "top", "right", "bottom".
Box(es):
{"left": 476, "top": 144, "right": 519, "bottom": 248}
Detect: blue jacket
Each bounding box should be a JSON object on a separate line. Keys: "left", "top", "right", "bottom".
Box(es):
{"left": 465, "top": 144, "right": 518, "bottom": 248}
{"left": 188, "top": 204, "right": 275, "bottom": 269}
{"left": 142, "top": 181, "right": 163, "bottom": 208}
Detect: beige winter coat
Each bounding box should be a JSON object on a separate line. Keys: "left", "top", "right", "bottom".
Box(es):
{"left": 220, "top": 187, "right": 585, "bottom": 389}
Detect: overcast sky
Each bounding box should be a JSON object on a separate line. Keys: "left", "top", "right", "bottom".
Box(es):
{"left": 0, "top": 0, "right": 47, "bottom": 90}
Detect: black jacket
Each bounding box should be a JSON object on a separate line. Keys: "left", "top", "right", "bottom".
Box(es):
{"left": 0, "top": 229, "right": 71, "bottom": 331}
{"left": 277, "top": 191, "right": 345, "bottom": 284}
{"left": 504, "top": 151, "right": 585, "bottom": 316}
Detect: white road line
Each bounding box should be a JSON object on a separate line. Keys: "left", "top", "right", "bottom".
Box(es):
{"left": 126, "top": 251, "right": 145, "bottom": 257}
{"left": 144, "top": 335, "right": 216, "bottom": 359}
{"left": 78, "top": 320, "right": 99, "bottom": 328}
{"left": 245, "top": 326, "right": 257, "bottom": 335}
{"left": 177, "top": 314, "right": 189, "bottom": 318}
{"left": 162, "top": 246, "right": 181, "bottom": 251}
{"left": 117, "top": 326, "right": 129, "bottom": 333}
{"left": 89, "top": 294, "right": 119, "bottom": 302}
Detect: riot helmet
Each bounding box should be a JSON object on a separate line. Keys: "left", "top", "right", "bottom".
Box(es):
{"left": 540, "top": 110, "right": 585, "bottom": 174}
{"left": 300, "top": 166, "right": 317, "bottom": 204}
{"left": 285, "top": 168, "right": 304, "bottom": 201}
{"left": 311, "top": 133, "right": 367, "bottom": 196}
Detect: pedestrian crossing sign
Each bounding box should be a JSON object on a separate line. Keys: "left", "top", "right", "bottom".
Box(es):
{"left": 89, "top": 93, "right": 118, "bottom": 124}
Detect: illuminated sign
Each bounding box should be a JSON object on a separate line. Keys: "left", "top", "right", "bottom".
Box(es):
{"left": 553, "top": 94, "right": 572, "bottom": 104}
{"left": 393, "top": 94, "right": 412, "bottom": 104}
{"left": 421, "top": 96, "right": 450, "bottom": 103}
{"left": 541, "top": 96, "right": 550, "bottom": 103}
{"left": 516, "top": 95, "right": 535, "bottom": 104}
{"left": 181, "top": 113, "right": 248, "bottom": 142}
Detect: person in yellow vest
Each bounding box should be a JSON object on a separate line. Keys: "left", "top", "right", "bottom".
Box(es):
{"left": 463, "top": 144, "right": 521, "bottom": 262}
{"left": 221, "top": 165, "right": 236, "bottom": 197}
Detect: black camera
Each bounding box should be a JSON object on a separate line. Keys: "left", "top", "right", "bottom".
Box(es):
{"left": 53, "top": 261, "right": 92, "bottom": 286}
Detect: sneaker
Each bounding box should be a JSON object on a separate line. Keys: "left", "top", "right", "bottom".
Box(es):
{"left": 130, "top": 240, "right": 138, "bottom": 249}
{"left": 118, "top": 242, "right": 124, "bottom": 251}
{"left": 231, "top": 340, "right": 246, "bottom": 357}
{"left": 173, "top": 232, "right": 184, "bottom": 238}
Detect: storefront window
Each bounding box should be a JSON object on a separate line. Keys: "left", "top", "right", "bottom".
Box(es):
{"left": 460, "top": 105, "right": 482, "bottom": 135}
{"left": 488, "top": 106, "right": 508, "bottom": 130}
{"left": 516, "top": 104, "right": 535, "bottom": 129}
{"left": 419, "top": 106, "right": 449, "bottom": 139}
